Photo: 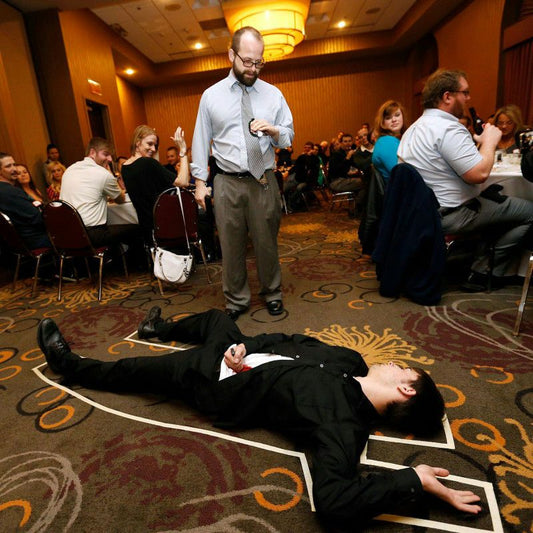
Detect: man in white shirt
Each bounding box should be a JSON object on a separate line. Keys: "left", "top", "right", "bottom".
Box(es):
{"left": 398, "top": 69, "right": 533, "bottom": 291}
{"left": 191, "top": 26, "right": 294, "bottom": 320}
{"left": 60, "top": 138, "right": 138, "bottom": 247}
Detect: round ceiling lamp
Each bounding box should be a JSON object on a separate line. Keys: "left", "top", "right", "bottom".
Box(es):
{"left": 223, "top": 0, "right": 310, "bottom": 60}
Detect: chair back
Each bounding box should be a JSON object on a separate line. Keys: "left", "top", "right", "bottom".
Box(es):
{"left": 153, "top": 187, "right": 198, "bottom": 248}
{"left": 43, "top": 200, "right": 97, "bottom": 256}
{"left": 0, "top": 211, "right": 30, "bottom": 254}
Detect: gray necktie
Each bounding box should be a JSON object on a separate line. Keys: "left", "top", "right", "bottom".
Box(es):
{"left": 239, "top": 83, "right": 265, "bottom": 180}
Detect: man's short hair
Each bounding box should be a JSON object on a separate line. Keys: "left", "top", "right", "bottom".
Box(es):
{"left": 86, "top": 137, "right": 114, "bottom": 157}
{"left": 341, "top": 134, "right": 353, "bottom": 142}
{"left": 167, "top": 146, "right": 178, "bottom": 153}
{"left": 46, "top": 143, "right": 58, "bottom": 152}
{"left": 231, "top": 26, "right": 263, "bottom": 52}
{"left": 0, "top": 152, "right": 12, "bottom": 166}
{"left": 384, "top": 368, "right": 445, "bottom": 437}
{"left": 422, "top": 69, "right": 467, "bottom": 109}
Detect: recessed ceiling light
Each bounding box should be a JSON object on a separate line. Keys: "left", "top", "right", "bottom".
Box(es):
{"left": 337, "top": 20, "right": 347, "bottom": 29}
{"left": 194, "top": 42, "right": 203, "bottom": 50}
{"left": 164, "top": 3, "right": 181, "bottom": 11}
{"left": 366, "top": 7, "right": 380, "bottom": 14}
{"left": 124, "top": 68, "right": 135, "bottom": 76}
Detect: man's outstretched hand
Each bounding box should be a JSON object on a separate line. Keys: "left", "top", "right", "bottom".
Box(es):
{"left": 414, "top": 465, "right": 482, "bottom": 514}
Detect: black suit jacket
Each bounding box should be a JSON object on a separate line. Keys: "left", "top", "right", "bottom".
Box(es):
{"left": 181, "top": 328, "right": 423, "bottom": 525}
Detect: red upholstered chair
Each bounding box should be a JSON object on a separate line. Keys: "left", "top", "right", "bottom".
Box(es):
{"left": 0, "top": 210, "right": 52, "bottom": 296}
{"left": 152, "top": 187, "right": 211, "bottom": 295}
{"left": 43, "top": 200, "right": 127, "bottom": 301}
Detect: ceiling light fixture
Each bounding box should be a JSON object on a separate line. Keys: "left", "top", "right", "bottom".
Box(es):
{"left": 194, "top": 42, "right": 203, "bottom": 50}
{"left": 223, "top": 0, "right": 310, "bottom": 60}
{"left": 124, "top": 68, "right": 135, "bottom": 76}
{"left": 337, "top": 20, "right": 346, "bottom": 29}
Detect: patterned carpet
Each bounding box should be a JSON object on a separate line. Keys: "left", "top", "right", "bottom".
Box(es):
{"left": 0, "top": 203, "right": 532, "bottom": 532}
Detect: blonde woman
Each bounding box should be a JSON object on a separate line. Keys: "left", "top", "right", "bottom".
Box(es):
{"left": 494, "top": 105, "right": 524, "bottom": 153}
{"left": 46, "top": 161, "right": 66, "bottom": 201}
{"left": 121, "top": 125, "right": 189, "bottom": 242}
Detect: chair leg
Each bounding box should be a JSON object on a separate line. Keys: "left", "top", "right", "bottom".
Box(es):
{"left": 57, "top": 256, "right": 64, "bottom": 301}
{"left": 513, "top": 254, "right": 533, "bottom": 336}
{"left": 31, "top": 255, "right": 42, "bottom": 297}
{"left": 97, "top": 255, "right": 104, "bottom": 301}
{"left": 120, "top": 246, "right": 129, "bottom": 280}
{"left": 486, "top": 242, "right": 495, "bottom": 293}
{"left": 12, "top": 254, "right": 21, "bottom": 292}
{"left": 84, "top": 257, "right": 92, "bottom": 281}
{"left": 151, "top": 249, "right": 164, "bottom": 296}
{"left": 197, "top": 241, "right": 212, "bottom": 284}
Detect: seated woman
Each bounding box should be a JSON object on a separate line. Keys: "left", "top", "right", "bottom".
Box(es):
{"left": 121, "top": 125, "right": 189, "bottom": 244}
{"left": 15, "top": 164, "right": 44, "bottom": 204}
{"left": 46, "top": 161, "right": 66, "bottom": 201}
{"left": 494, "top": 105, "right": 524, "bottom": 154}
{"left": 371, "top": 100, "right": 407, "bottom": 184}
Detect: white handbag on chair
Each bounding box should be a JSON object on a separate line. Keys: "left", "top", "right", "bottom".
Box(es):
{"left": 152, "top": 188, "right": 194, "bottom": 283}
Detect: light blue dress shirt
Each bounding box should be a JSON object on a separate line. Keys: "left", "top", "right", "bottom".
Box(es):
{"left": 191, "top": 70, "right": 294, "bottom": 181}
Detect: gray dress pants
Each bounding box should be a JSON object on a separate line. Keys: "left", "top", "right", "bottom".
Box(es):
{"left": 213, "top": 170, "right": 282, "bottom": 310}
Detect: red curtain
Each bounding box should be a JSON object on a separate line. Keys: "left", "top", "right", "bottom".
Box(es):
{"left": 503, "top": 38, "right": 533, "bottom": 126}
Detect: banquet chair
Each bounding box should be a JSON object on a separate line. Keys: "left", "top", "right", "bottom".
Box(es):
{"left": 0, "top": 211, "right": 52, "bottom": 296}
{"left": 43, "top": 200, "right": 128, "bottom": 301}
{"left": 152, "top": 187, "right": 211, "bottom": 295}
{"left": 513, "top": 251, "right": 532, "bottom": 336}
{"left": 324, "top": 172, "right": 357, "bottom": 213}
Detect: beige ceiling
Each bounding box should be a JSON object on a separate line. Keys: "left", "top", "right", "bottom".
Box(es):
{"left": 9, "top": 0, "right": 419, "bottom": 63}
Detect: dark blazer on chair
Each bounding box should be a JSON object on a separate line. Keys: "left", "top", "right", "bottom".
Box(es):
{"left": 372, "top": 163, "right": 446, "bottom": 305}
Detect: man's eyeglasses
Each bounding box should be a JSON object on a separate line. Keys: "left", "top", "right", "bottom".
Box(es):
{"left": 233, "top": 50, "right": 265, "bottom": 69}
{"left": 451, "top": 90, "right": 470, "bottom": 97}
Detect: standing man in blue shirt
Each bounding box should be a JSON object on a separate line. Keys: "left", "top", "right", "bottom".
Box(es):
{"left": 191, "top": 26, "right": 294, "bottom": 320}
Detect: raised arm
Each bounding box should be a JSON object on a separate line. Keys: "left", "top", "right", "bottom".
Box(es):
{"left": 170, "top": 126, "right": 190, "bottom": 188}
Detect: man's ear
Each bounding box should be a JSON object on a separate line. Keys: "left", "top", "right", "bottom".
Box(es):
{"left": 228, "top": 48, "right": 235, "bottom": 63}
{"left": 398, "top": 384, "right": 416, "bottom": 398}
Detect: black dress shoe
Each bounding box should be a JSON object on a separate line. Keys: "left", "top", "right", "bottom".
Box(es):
{"left": 37, "top": 318, "right": 71, "bottom": 373}
{"left": 266, "top": 300, "right": 284, "bottom": 316}
{"left": 138, "top": 306, "right": 163, "bottom": 339}
{"left": 225, "top": 308, "right": 245, "bottom": 320}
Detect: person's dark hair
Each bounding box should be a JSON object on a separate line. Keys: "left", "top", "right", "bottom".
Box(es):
{"left": 383, "top": 368, "right": 445, "bottom": 437}
{"left": 341, "top": 133, "right": 353, "bottom": 142}
{"left": 166, "top": 146, "right": 178, "bottom": 153}
{"left": 14, "top": 163, "right": 39, "bottom": 194}
{"left": 231, "top": 26, "right": 263, "bottom": 53}
{"left": 422, "top": 68, "right": 467, "bottom": 109}
{"left": 46, "top": 143, "right": 58, "bottom": 152}
{"left": 0, "top": 152, "right": 12, "bottom": 165}
{"left": 86, "top": 137, "right": 114, "bottom": 157}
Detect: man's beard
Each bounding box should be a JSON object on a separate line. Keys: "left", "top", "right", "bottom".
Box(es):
{"left": 234, "top": 68, "right": 258, "bottom": 87}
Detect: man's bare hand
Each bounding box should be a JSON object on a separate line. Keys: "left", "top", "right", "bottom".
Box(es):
{"left": 249, "top": 119, "right": 279, "bottom": 143}
{"left": 194, "top": 180, "right": 209, "bottom": 210}
{"left": 223, "top": 343, "right": 247, "bottom": 372}
{"left": 474, "top": 123, "right": 502, "bottom": 147}
{"left": 414, "top": 465, "right": 482, "bottom": 514}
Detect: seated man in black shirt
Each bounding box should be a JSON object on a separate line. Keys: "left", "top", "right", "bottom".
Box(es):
{"left": 327, "top": 133, "right": 363, "bottom": 193}
{"left": 0, "top": 152, "right": 50, "bottom": 249}
{"left": 38, "top": 308, "right": 482, "bottom": 528}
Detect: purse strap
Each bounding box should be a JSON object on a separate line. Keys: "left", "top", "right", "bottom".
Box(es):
{"left": 176, "top": 188, "right": 192, "bottom": 254}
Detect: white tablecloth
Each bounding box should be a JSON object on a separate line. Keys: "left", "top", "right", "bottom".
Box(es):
{"left": 484, "top": 163, "right": 532, "bottom": 276}
{"left": 484, "top": 163, "right": 533, "bottom": 201}
{"left": 107, "top": 202, "right": 139, "bottom": 225}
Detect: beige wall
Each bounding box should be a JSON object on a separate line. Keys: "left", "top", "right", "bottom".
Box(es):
{"left": 434, "top": 0, "right": 506, "bottom": 119}
{"left": 116, "top": 76, "right": 147, "bottom": 155}
{"left": 0, "top": 1, "right": 49, "bottom": 190}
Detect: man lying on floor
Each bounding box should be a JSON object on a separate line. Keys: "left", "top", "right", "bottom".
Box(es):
{"left": 37, "top": 308, "right": 481, "bottom": 527}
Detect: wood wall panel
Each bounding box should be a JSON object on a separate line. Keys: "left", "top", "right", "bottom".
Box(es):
{"left": 144, "top": 59, "right": 411, "bottom": 156}
{"left": 434, "top": 0, "right": 506, "bottom": 119}
{"left": 59, "top": 10, "right": 129, "bottom": 159}
{"left": 0, "top": 2, "right": 50, "bottom": 187}
{"left": 116, "top": 75, "right": 147, "bottom": 155}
